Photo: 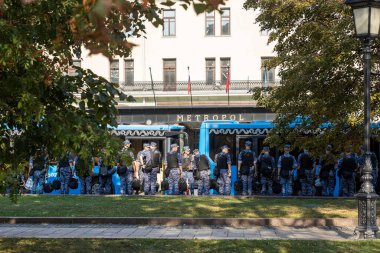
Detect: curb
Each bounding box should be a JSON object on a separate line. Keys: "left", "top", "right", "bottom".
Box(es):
{"left": 0, "top": 217, "right": 367, "bottom": 227}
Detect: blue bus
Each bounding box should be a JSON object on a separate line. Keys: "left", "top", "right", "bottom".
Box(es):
{"left": 199, "top": 120, "right": 275, "bottom": 195}
{"left": 43, "top": 124, "right": 188, "bottom": 195}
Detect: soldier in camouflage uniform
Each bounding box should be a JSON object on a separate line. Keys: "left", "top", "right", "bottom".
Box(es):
{"left": 318, "top": 145, "right": 336, "bottom": 197}
{"left": 29, "top": 149, "right": 49, "bottom": 194}
{"left": 182, "top": 146, "right": 194, "bottom": 195}
{"left": 193, "top": 149, "right": 210, "bottom": 195}
{"left": 140, "top": 143, "right": 154, "bottom": 195}
{"left": 237, "top": 141, "right": 256, "bottom": 196}
{"left": 256, "top": 146, "right": 276, "bottom": 195}
{"left": 117, "top": 139, "right": 135, "bottom": 195}
{"left": 277, "top": 144, "right": 297, "bottom": 196}
{"left": 165, "top": 143, "right": 182, "bottom": 195}
{"left": 215, "top": 145, "right": 232, "bottom": 196}
{"left": 98, "top": 149, "right": 116, "bottom": 195}
{"left": 149, "top": 142, "right": 162, "bottom": 195}
{"left": 338, "top": 146, "right": 358, "bottom": 197}
{"left": 75, "top": 155, "right": 93, "bottom": 195}
{"left": 135, "top": 148, "right": 144, "bottom": 194}
{"left": 58, "top": 152, "right": 74, "bottom": 195}
{"left": 298, "top": 148, "right": 316, "bottom": 196}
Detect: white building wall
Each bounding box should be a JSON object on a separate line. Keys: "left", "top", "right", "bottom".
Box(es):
{"left": 80, "top": 0, "right": 277, "bottom": 83}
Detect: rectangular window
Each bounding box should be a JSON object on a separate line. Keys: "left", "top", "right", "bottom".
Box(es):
{"left": 221, "top": 8, "right": 230, "bottom": 35}
{"left": 206, "top": 58, "right": 215, "bottom": 84}
{"left": 110, "top": 59, "right": 119, "bottom": 84}
{"left": 163, "top": 59, "right": 176, "bottom": 91}
{"left": 68, "top": 59, "right": 81, "bottom": 76}
{"left": 261, "top": 57, "right": 275, "bottom": 83}
{"left": 220, "top": 58, "right": 230, "bottom": 84}
{"left": 163, "top": 10, "right": 176, "bottom": 37}
{"left": 209, "top": 133, "right": 236, "bottom": 165}
{"left": 205, "top": 11, "right": 215, "bottom": 36}
{"left": 124, "top": 59, "right": 134, "bottom": 86}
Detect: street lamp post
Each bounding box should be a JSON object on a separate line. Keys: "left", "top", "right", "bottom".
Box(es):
{"left": 345, "top": 0, "right": 380, "bottom": 239}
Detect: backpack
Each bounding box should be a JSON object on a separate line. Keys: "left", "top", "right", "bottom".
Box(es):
{"left": 260, "top": 155, "right": 273, "bottom": 177}
{"left": 240, "top": 151, "right": 253, "bottom": 175}
{"left": 280, "top": 156, "right": 294, "bottom": 179}
{"left": 152, "top": 150, "right": 162, "bottom": 168}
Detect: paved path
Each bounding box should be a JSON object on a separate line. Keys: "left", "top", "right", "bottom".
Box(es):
{"left": 0, "top": 224, "right": 357, "bottom": 240}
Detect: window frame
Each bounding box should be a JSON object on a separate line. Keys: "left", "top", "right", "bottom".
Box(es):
{"left": 110, "top": 59, "right": 119, "bottom": 84}
{"left": 163, "top": 58, "right": 177, "bottom": 85}
{"left": 205, "top": 58, "right": 216, "bottom": 84}
{"left": 205, "top": 11, "right": 215, "bottom": 36}
{"left": 163, "top": 9, "right": 176, "bottom": 37}
{"left": 220, "top": 57, "right": 231, "bottom": 84}
{"left": 220, "top": 8, "right": 231, "bottom": 36}
{"left": 124, "top": 59, "right": 134, "bottom": 86}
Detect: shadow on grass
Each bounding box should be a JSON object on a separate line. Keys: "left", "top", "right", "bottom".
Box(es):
{"left": 0, "top": 196, "right": 363, "bottom": 219}
{"left": 0, "top": 239, "right": 379, "bottom": 253}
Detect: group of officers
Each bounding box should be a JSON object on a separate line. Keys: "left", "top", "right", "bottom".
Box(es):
{"left": 28, "top": 139, "right": 379, "bottom": 197}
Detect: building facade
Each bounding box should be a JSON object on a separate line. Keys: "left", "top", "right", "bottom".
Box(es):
{"left": 75, "top": 0, "right": 279, "bottom": 107}
{"left": 72, "top": 0, "right": 279, "bottom": 149}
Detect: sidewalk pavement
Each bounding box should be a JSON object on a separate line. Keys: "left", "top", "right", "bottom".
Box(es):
{"left": 0, "top": 224, "right": 358, "bottom": 240}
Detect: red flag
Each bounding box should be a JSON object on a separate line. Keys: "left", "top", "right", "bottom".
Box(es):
{"left": 187, "top": 72, "right": 191, "bottom": 95}
{"left": 225, "top": 67, "right": 230, "bottom": 93}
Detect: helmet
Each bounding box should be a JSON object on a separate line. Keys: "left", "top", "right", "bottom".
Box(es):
{"left": 43, "top": 183, "right": 54, "bottom": 193}
{"left": 315, "top": 178, "right": 322, "bottom": 187}
{"left": 68, "top": 177, "right": 79, "bottom": 190}
{"left": 234, "top": 179, "right": 243, "bottom": 192}
{"left": 178, "top": 178, "right": 188, "bottom": 192}
{"left": 52, "top": 179, "right": 61, "bottom": 190}
{"left": 161, "top": 180, "right": 169, "bottom": 191}
{"left": 132, "top": 179, "right": 141, "bottom": 191}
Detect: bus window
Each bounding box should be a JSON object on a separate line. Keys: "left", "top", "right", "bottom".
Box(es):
{"left": 209, "top": 133, "right": 236, "bottom": 165}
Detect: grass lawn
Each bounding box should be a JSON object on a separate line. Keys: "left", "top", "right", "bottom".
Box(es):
{"left": 0, "top": 196, "right": 365, "bottom": 218}
{"left": 0, "top": 239, "right": 379, "bottom": 253}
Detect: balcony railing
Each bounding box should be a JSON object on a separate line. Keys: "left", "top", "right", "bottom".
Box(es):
{"left": 119, "top": 80, "right": 280, "bottom": 94}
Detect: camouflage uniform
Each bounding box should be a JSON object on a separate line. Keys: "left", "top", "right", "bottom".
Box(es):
{"left": 182, "top": 154, "right": 194, "bottom": 194}
{"left": 298, "top": 152, "right": 315, "bottom": 196}
{"left": 319, "top": 153, "right": 336, "bottom": 197}
{"left": 29, "top": 155, "right": 48, "bottom": 194}
{"left": 338, "top": 153, "right": 358, "bottom": 197}
{"left": 238, "top": 149, "right": 257, "bottom": 196}
{"left": 150, "top": 144, "right": 162, "bottom": 195}
{"left": 165, "top": 150, "right": 182, "bottom": 195}
{"left": 194, "top": 153, "right": 210, "bottom": 195}
{"left": 98, "top": 156, "right": 116, "bottom": 195}
{"left": 118, "top": 147, "right": 134, "bottom": 195}
{"left": 75, "top": 156, "right": 93, "bottom": 195}
{"left": 215, "top": 152, "right": 232, "bottom": 196}
{"left": 140, "top": 148, "right": 154, "bottom": 195}
{"left": 257, "top": 153, "right": 276, "bottom": 195}
{"left": 59, "top": 153, "right": 74, "bottom": 195}
{"left": 278, "top": 153, "right": 297, "bottom": 196}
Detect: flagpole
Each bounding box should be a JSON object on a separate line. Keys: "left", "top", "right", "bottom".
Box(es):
{"left": 188, "top": 66, "right": 193, "bottom": 107}
{"left": 149, "top": 67, "right": 157, "bottom": 106}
